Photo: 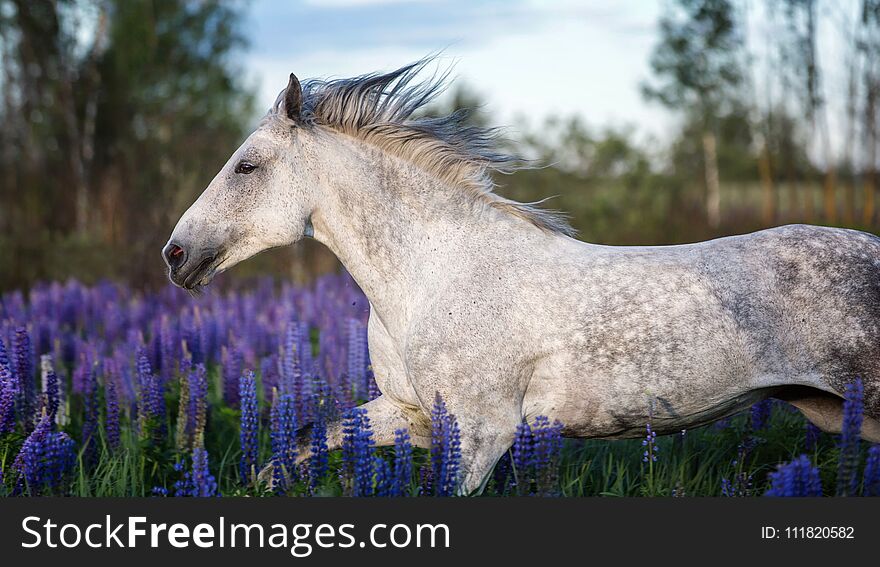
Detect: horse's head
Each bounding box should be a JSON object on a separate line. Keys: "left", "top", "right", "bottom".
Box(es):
{"left": 162, "top": 74, "right": 316, "bottom": 290}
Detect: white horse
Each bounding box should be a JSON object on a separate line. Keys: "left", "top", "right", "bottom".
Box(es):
{"left": 164, "top": 60, "right": 880, "bottom": 494}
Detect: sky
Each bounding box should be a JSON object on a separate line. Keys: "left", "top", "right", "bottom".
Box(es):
{"left": 243, "top": 0, "right": 859, "bottom": 160}
{"left": 244, "top": 0, "right": 670, "bottom": 143}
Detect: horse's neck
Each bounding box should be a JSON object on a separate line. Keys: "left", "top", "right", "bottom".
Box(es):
{"left": 310, "top": 141, "right": 488, "bottom": 336}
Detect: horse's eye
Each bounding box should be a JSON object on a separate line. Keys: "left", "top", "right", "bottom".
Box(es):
{"left": 235, "top": 161, "right": 257, "bottom": 174}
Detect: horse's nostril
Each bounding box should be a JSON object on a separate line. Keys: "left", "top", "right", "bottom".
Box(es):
{"left": 164, "top": 242, "right": 187, "bottom": 271}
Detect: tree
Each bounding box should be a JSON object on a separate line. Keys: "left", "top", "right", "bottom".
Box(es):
{"left": 642, "top": 0, "right": 745, "bottom": 228}
{"left": 860, "top": 0, "right": 880, "bottom": 225}
{"left": 0, "top": 0, "right": 254, "bottom": 290}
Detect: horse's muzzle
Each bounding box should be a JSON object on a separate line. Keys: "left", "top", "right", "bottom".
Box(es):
{"left": 163, "top": 242, "right": 220, "bottom": 290}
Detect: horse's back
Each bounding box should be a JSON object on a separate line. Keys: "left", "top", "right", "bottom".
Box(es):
{"left": 525, "top": 224, "right": 880, "bottom": 431}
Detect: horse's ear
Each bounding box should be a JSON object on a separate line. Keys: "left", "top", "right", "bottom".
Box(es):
{"left": 283, "top": 73, "right": 303, "bottom": 122}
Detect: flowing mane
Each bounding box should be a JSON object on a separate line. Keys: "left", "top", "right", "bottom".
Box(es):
{"left": 267, "top": 58, "right": 575, "bottom": 237}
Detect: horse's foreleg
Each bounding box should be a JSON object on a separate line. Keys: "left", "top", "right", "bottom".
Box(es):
{"left": 257, "top": 394, "right": 430, "bottom": 485}
{"left": 315, "top": 394, "right": 432, "bottom": 454}
{"left": 423, "top": 390, "right": 521, "bottom": 495}
{"left": 453, "top": 414, "right": 518, "bottom": 496}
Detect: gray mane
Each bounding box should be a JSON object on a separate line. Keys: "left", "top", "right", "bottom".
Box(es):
{"left": 268, "top": 58, "right": 575, "bottom": 237}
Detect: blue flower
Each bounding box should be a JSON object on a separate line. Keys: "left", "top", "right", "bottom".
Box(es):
{"left": 765, "top": 454, "right": 822, "bottom": 497}
{"left": 373, "top": 454, "right": 392, "bottom": 497}
{"left": 430, "top": 394, "right": 461, "bottom": 497}
{"left": 342, "top": 406, "right": 375, "bottom": 496}
{"left": 346, "top": 319, "right": 370, "bottom": 400}
{"left": 308, "top": 415, "right": 329, "bottom": 492}
{"left": 270, "top": 393, "right": 297, "bottom": 494}
{"left": 0, "top": 338, "right": 17, "bottom": 435}
{"left": 512, "top": 420, "right": 533, "bottom": 494}
{"left": 191, "top": 447, "right": 219, "bottom": 497}
{"left": 239, "top": 370, "right": 259, "bottom": 484}
{"left": 222, "top": 341, "right": 243, "bottom": 408}
{"left": 12, "top": 327, "right": 34, "bottom": 430}
{"left": 12, "top": 415, "right": 76, "bottom": 495}
{"left": 104, "top": 360, "right": 121, "bottom": 450}
{"left": 721, "top": 440, "right": 757, "bottom": 497}
{"left": 749, "top": 400, "right": 772, "bottom": 431}
{"left": 511, "top": 416, "right": 564, "bottom": 496}
{"left": 82, "top": 363, "right": 100, "bottom": 465}
{"left": 642, "top": 422, "right": 658, "bottom": 463}
{"left": 136, "top": 349, "right": 166, "bottom": 439}
{"left": 172, "top": 448, "right": 219, "bottom": 497}
{"left": 392, "top": 428, "right": 413, "bottom": 497}
{"left": 863, "top": 445, "right": 880, "bottom": 497}
{"left": 40, "top": 354, "right": 59, "bottom": 422}
{"left": 188, "top": 363, "right": 208, "bottom": 442}
{"left": 836, "top": 378, "right": 864, "bottom": 496}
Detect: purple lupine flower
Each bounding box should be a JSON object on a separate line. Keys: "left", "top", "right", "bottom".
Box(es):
{"left": 281, "top": 322, "right": 302, "bottom": 398}
{"left": 136, "top": 349, "right": 165, "bottom": 438}
{"left": 392, "top": 428, "right": 413, "bottom": 497}
{"left": 418, "top": 465, "right": 433, "bottom": 496}
{"left": 721, "top": 440, "right": 756, "bottom": 497}
{"left": 0, "top": 338, "right": 17, "bottom": 434}
{"left": 765, "top": 455, "right": 823, "bottom": 497}
{"left": 239, "top": 370, "right": 259, "bottom": 484}
{"left": 173, "top": 447, "right": 219, "bottom": 497}
{"left": 836, "top": 378, "right": 864, "bottom": 496}
{"left": 40, "top": 355, "right": 59, "bottom": 422}
{"left": 749, "top": 400, "right": 772, "bottom": 431}
{"left": 430, "top": 394, "right": 461, "bottom": 497}
{"left": 260, "top": 355, "right": 279, "bottom": 403}
{"left": 864, "top": 445, "right": 880, "bottom": 497}
{"left": 181, "top": 309, "right": 203, "bottom": 366}
{"left": 346, "top": 319, "right": 369, "bottom": 399}
{"left": 306, "top": 374, "right": 332, "bottom": 425}
{"left": 342, "top": 406, "right": 375, "bottom": 496}
{"left": 297, "top": 321, "right": 314, "bottom": 376}
{"left": 512, "top": 420, "right": 533, "bottom": 495}
{"left": 270, "top": 393, "right": 297, "bottom": 494}
{"left": 511, "top": 416, "right": 563, "bottom": 496}
{"left": 71, "top": 346, "right": 93, "bottom": 394}
{"left": 191, "top": 447, "right": 219, "bottom": 497}
{"left": 12, "top": 327, "right": 35, "bottom": 430}
{"left": 373, "top": 454, "right": 392, "bottom": 497}
{"left": 221, "top": 341, "right": 243, "bottom": 408}
{"left": 642, "top": 422, "right": 658, "bottom": 463}
{"left": 367, "top": 369, "right": 381, "bottom": 401}
{"left": 188, "top": 363, "right": 208, "bottom": 442}
{"left": 104, "top": 363, "right": 121, "bottom": 450}
{"left": 12, "top": 415, "right": 76, "bottom": 495}
{"left": 308, "top": 415, "right": 329, "bottom": 492}
{"left": 81, "top": 362, "right": 100, "bottom": 464}
{"left": 531, "top": 416, "right": 564, "bottom": 496}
